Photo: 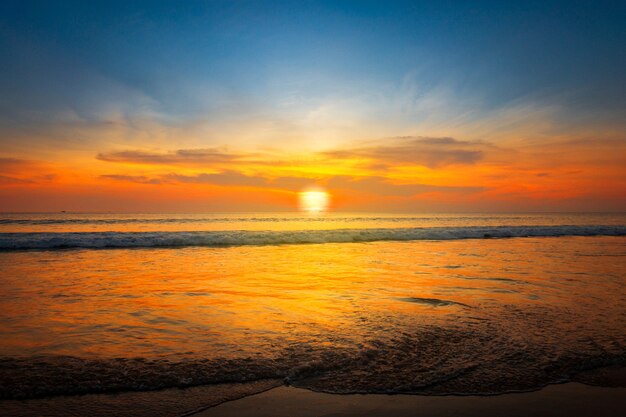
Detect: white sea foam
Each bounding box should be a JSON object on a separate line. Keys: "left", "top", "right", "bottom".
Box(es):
{"left": 1, "top": 225, "right": 624, "bottom": 250}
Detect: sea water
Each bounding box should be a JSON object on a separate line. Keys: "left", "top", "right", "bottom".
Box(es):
{"left": 0, "top": 213, "right": 624, "bottom": 398}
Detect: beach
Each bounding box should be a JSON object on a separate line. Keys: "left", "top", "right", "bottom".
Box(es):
{"left": 3, "top": 1, "right": 626, "bottom": 415}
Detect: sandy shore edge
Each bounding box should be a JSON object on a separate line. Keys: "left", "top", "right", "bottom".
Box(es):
{"left": 1, "top": 379, "right": 283, "bottom": 417}
{"left": 194, "top": 383, "right": 626, "bottom": 417}
{"left": 3, "top": 367, "right": 625, "bottom": 417}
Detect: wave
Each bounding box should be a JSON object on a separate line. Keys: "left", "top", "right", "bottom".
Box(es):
{"left": 1, "top": 225, "right": 624, "bottom": 250}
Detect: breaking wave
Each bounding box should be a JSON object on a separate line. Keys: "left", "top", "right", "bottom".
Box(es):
{"left": 1, "top": 225, "right": 625, "bottom": 250}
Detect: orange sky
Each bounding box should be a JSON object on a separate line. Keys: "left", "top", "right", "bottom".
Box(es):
{"left": 2, "top": 128, "right": 625, "bottom": 212}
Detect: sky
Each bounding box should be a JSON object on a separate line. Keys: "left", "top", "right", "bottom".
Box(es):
{"left": 1, "top": 0, "right": 625, "bottom": 212}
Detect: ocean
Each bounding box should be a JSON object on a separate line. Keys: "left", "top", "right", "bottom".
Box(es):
{"left": 0, "top": 213, "right": 625, "bottom": 399}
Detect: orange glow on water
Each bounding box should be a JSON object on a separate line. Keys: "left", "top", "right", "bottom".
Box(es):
{"left": 1, "top": 236, "right": 624, "bottom": 358}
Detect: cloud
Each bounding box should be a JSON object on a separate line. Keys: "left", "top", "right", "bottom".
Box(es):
{"left": 96, "top": 148, "right": 246, "bottom": 166}
{"left": 323, "top": 136, "right": 487, "bottom": 168}
{"left": 327, "top": 175, "right": 485, "bottom": 196}
{"left": 164, "top": 171, "right": 267, "bottom": 187}
{"left": 101, "top": 169, "right": 483, "bottom": 196}
{"left": 0, "top": 175, "right": 33, "bottom": 184}
{"left": 0, "top": 158, "right": 57, "bottom": 184}
{"left": 101, "top": 170, "right": 313, "bottom": 191}
{"left": 100, "top": 175, "right": 163, "bottom": 185}
{"left": 95, "top": 136, "right": 494, "bottom": 196}
{"left": 95, "top": 136, "right": 490, "bottom": 171}
{"left": 165, "top": 171, "right": 314, "bottom": 191}
{"left": 0, "top": 157, "right": 40, "bottom": 172}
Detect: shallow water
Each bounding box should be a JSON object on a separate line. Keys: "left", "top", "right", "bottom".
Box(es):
{"left": 0, "top": 213, "right": 624, "bottom": 398}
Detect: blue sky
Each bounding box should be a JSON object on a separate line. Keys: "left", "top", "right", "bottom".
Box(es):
{"left": 2, "top": 0, "right": 624, "bottom": 128}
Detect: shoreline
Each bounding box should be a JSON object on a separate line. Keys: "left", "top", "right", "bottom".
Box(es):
{"left": 3, "top": 375, "right": 625, "bottom": 417}
{"left": 196, "top": 383, "right": 626, "bottom": 417}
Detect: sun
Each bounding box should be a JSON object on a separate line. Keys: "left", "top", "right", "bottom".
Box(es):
{"left": 299, "top": 189, "right": 330, "bottom": 213}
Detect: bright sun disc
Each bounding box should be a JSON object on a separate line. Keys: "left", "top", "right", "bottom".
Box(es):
{"left": 299, "top": 190, "right": 330, "bottom": 213}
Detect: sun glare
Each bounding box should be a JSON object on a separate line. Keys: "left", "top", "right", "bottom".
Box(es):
{"left": 299, "top": 189, "right": 330, "bottom": 213}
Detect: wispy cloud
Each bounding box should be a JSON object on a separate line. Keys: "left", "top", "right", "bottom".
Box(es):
{"left": 0, "top": 157, "right": 57, "bottom": 184}
{"left": 322, "top": 136, "right": 488, "bottom": 168}
{"left": 101, "top": 169, "right": 485, "bottom": 197}
{"left": 327, "top": 175, "right": 485, "bottom": 196}
{"left": 99, "top": 174, "right": 163, "bottom": 185}
{"left": 0, "top": 157, "right": 40, "bottom": 172}
{"left": 162, "top": 171, "right": 311, "bottom": 190}
{"left": 0, "top": 175, "right": 33, "bottom": 184}
{"left": 96, "top": 136, "right": 491, "bottom": 171}
{"left": 96, "top": 148, "right": 246, "bottom": 166}
{"left": 100, "top": 171, "right": 313, "bottom": 191}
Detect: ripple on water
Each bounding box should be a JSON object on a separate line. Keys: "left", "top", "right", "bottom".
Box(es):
{"left": 395, "top": 297, "right": 473, "bottom": 308}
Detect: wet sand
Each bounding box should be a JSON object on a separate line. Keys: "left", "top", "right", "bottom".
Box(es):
{"left": 197, "top": 383, "right": 626, "bottom": 417}
{"left": 3, "top": 381, "right": 624, "bottom": 417}
{"left": 1, "top": 379, "right": 282, "bottom": 417}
